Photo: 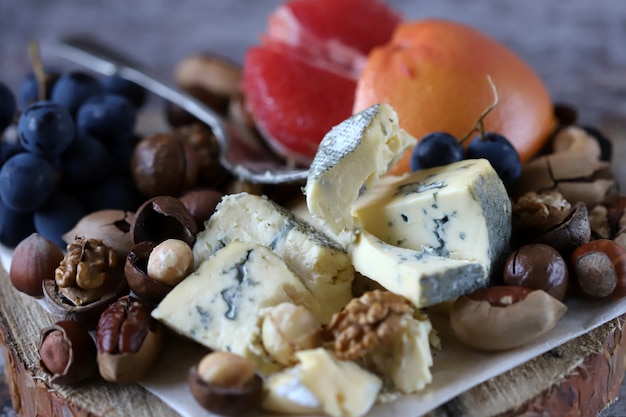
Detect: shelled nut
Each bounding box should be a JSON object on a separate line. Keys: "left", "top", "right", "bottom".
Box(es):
{"left": 188, "top": 351, "right": 263, "bottom": 416}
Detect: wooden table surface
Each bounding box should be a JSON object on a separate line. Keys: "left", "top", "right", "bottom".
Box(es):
{"left": 1, "top": 1, "right": 625, "bottom": 416}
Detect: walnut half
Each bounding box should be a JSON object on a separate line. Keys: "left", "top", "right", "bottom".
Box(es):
{"left": 326, "top": 290, "right": 413, "bottom": 361}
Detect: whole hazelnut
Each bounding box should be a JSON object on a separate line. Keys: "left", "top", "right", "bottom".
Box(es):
{"left": 261, "top": 302, "right": 321, "bottom": 365}
{"left": 10, "top": 233, "right": 64, "bottom": 297}
{"left": 503, "top": 244, "right": 569, "bottom": 300}
{"left": 189, "top": 351, "right": 263, "bottom": 416}
{"left": 39, "top": 320, "right": 98, "bottom": 385}
{"left": 179, "top": 189, "right": 223, "bottom": 230}
{"left": 571, "top": 239, "right": 626, "bottom": 299}
{"left": 147, "top": 239, "right": 194, "bottom": 286}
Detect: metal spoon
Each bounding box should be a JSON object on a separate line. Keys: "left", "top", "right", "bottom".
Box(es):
{"left": 46, "top": 37, "right": 309, "bottom": 184}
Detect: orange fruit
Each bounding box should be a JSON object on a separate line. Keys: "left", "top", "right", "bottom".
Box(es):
{"left": 353, "top": 19, "right": 557, "bottom": 175}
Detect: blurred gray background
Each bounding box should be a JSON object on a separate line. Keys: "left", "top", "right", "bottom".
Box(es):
{"left": 1, "top": 0, "right": 625, "bottom": 128}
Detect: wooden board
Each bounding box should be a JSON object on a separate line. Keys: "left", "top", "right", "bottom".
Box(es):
{"left": 1, "top": 263, "right": 625, "bottom": 417}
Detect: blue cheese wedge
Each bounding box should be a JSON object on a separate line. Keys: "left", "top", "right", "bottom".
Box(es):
{"left": 152, "top": 241, "right": 320, "bottom": 375}
{"left": 193, "top": 192, "right": 354, "bottom": 324}
{"left": 263, "top": 348, "right": 382, "bottom": 417}
{"left": 304, "top": 103, "right": 416, "bottom": 242}
{"left": 351, "top": 158, "right": 511, "bottom": 305}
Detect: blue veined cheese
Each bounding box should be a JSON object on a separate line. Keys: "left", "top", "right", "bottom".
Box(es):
{"left": 152, "top": 241, "right": 320, "bottom": 375}
{"left": 262, "top": 348, "right": 382, "bottom": 417}
{"left": 351, "top": 158, "right": 511, "bottom": 293}
{"left": 350, "top": 230, "right": 486, "bottom": 307}
{"left": 305, "top": 103, "right": 416, "bottom": 242}
{"left": 193, "top": 192, "right": 354, "bottom": 324}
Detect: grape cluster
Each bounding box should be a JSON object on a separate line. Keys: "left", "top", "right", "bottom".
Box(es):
{"left": 0, "top": 71, "right": 147, "bottom": 248}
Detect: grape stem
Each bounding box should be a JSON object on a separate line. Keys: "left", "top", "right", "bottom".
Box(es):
{"left": 458, "top": 75, "right": 499, "bottom": 144}
{"left": 28, "top": 41, "right": 48, "bottom": 101}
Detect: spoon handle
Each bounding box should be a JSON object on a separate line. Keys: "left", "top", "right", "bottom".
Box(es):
{"left": 45, "top": 37, "right": 309, "bottom": 184}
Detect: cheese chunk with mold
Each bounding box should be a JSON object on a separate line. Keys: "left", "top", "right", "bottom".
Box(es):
{"left": 263, "top": 348, "right": 382, "bottom": 417}
{"left": 193, "top": 192, "right": 354, "bottom": 324}
{"left": 152, "top": 241, "right": 320, "bottom": 374}
{"left": 305, "top": 103, "right": 416, "bottom": 241}
{"left": 354, "top": 158, "right": 510, "bottom": 272}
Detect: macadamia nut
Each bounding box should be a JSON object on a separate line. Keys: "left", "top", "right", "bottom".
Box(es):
{"left": 197, "top": 351, "right": 255, "bottom": 388}
{"left": 261, "top": 302, "right": 321, "bottom": 365}
{"left": 147, "top": 239, "right": 194, "bottom": 286}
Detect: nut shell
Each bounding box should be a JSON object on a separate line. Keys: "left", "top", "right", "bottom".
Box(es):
{"left": 125, "top": 241, "right": 175, "bottom": 303}
{"left": 188, "top": 364, "right": 262, "bottom": 416}
{"left": 131, "top": 196, "right": 197, "bottom": 247}
{"left": 62, "top": 210, "right": 134, "bottom": 259}
{"left": 38, "top": 320, "right": 97, "bottom": 385}
{"left": 450, "top": 287, "right": 567, "bottom": 351}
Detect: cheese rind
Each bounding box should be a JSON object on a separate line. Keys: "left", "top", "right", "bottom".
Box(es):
{"left": 350, "top": 230, "right": 486, "bottom": 307}
{"left": 152, "top": 241, "right": 320, "bottom": 374}
{"left": 193, "top": 193, "right": 354, "bottom": 324}
{"left": 263, "top": 348, "right": 382, "bottom": 417}
{"left": 305, "top": 103, "right": 416, "bottom": 241}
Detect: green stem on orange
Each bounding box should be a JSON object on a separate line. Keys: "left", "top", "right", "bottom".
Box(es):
{"left": 458, "top": 75, "right": 499, "bottom": 144}
{"left": 28, "top": 41, "right": 47, "bottom": 101}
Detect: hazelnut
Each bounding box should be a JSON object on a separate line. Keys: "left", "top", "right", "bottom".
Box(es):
{"left": 570, "top": 239, "right": 626, "bottom": 299}
{"left": 261, "top": 302, "right": 321, "bottom": 365}
{"left": 503, "top": 244, "right": 569, "bottom": 301}
{"left": 165, "top": 85, "right": 229, "bottom": 126}
{"left": 450, "top": 286, "right": 567, "bottom": 351}
{"left": 189, "top": 351, "right": 263, "bottom": 416}
{"left": 10, "top": 233, "right": 64, "bottom": 297}
{"left": 174, "top": 53, "right": 242, "bottom": 98}
{"left": 146, "top": 239, "right": 194, "bottom": 286}
{"left": 96, "top": 295, "right": 163, "bottom": 383}
{"left": 38, "top": 320, "right": 97, "bottom": 385}
{"left": 131, "top": 196, "right": 197, "bottom": 247}
{"left": 125, "top": 241, "right": 173, "bottom": 303}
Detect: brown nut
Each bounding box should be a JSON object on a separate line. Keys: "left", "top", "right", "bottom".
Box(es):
{"left": 261, "top": 303, "right": 321, "bottom": 366}
{"left": 96, "top": 295, "right": 163, "bottom": 383}
{"left": 450, "top": 286, "right": 567, "bottom": 351}
{"left": 62, "top": 210, "right": 134, "bottom": 259}
{"left": 534, "top": 202, "right": 591, "bottom": 256}
{"left": 125, "top": 241, "right": 173, "bottom": 303}
{"left": 179, "top": 189, "right": 223, "bottom": 231}
{"left": 175, "top": 124, "right": 230, "bottom": 189}
{"left": 131, "top": 132, "right": 199, "bottom": 197}
{"left": 146, "top": 238, "right": 194, "bottom": 286}
{"left": 39, "top": 320, "right": 97, "bottom": 385}
{"left": 10, "top": 233, "right": 64, "bottom": 297}
{"left": 189, "top": 351, "right": 262, "bottom": 416}
{"left": 503, "top": 244, "right": 569, "bottom": 301}
{"left": 165, "top": 85, "right": 230, "bottom": 126}
{"left": 131, "top": 196, "right": 197, "bottom": 247}
{"left": 174, "top": 53, "right": 242, "bottom": 98}
{"left": 571, "top": 239, "right": 626, "bottom": 299}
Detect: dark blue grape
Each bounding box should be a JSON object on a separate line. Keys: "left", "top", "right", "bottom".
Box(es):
{"left": 34, "top": 192, "right": 86, "bottom": 248}
{"left": 0, "top": 199, "right": 35, "bottom": 248}
{"left": 50, "top": 71, "right": 104, "bottom": 116}
{"left": 76, "top": 94, "right": 136, "bottom": 144}
{"left": 0, "top": 141, "right": 26, "bottom": 166}
{"left": 410, "top": 132, "right": 465, "bottom": 171}
{"left": 102, "top": 75, "right": 147, "bottom": 109}
{"left": 17, "top": 101, "right": 75, "bottom": 157}
{"left": 0, "top": 153, "right": 58, "bottom": 211}
{"left": 105, "top": 134, "right": 137, "bottom": 176}
{"left": 18, "top": 69, "right": 61, "bottom": 109}
{"left": 466, "top": 132, "right": 521, "bottom": 188}
{"left": 0, "top": 82, "right": 17, "bottom": 132}
{"left": 59, "top": 134, "right": 110, "bottom": 184}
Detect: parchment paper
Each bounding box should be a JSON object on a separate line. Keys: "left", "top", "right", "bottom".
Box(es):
{"left": 3, "top": 241, "right": 626, "bottom": 417}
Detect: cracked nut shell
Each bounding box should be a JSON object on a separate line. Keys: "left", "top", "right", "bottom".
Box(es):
{"left": 39, "top": 320, "right": 97, "bottom": 385}
{"left": 63, "top": 210, "right": 134, "bottom": 259}
{"left": 125, "top": 241, "right": 174, "bottom": 303}
{"left": 131, "top": 196, "right": 197, "bottom": 247}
